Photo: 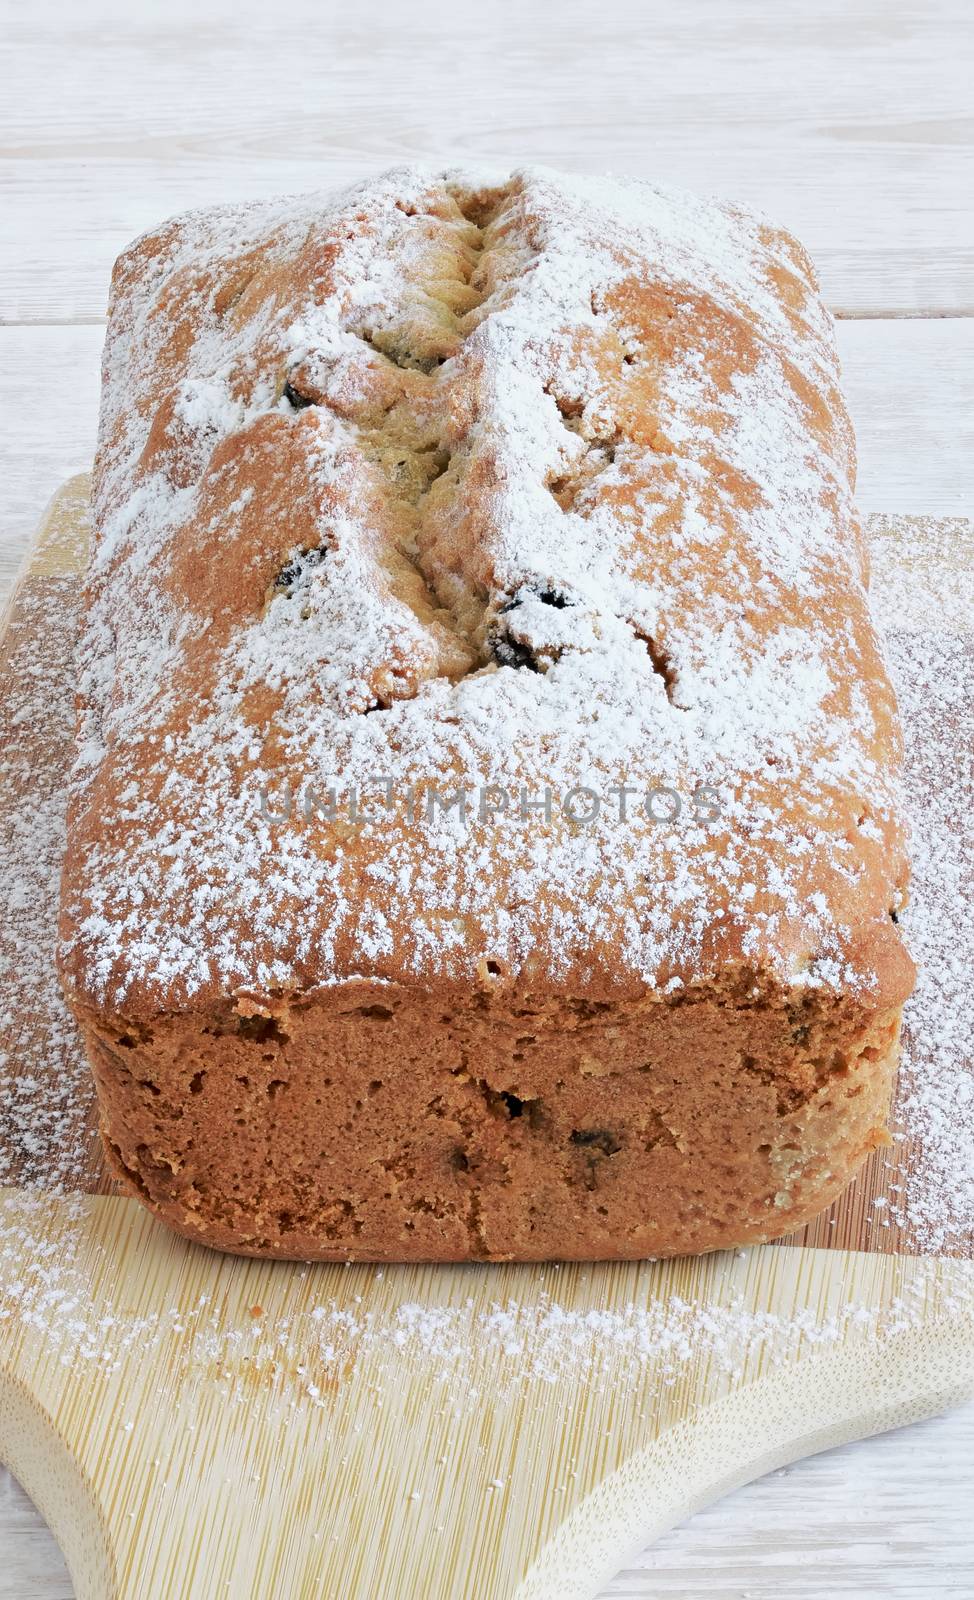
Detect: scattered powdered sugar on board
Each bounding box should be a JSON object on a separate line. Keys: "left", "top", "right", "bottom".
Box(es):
{"left": 1, "top": 1217, "right": 970, "bottom": 1414}
{"left": 0, "top": 578, "right": 98, "bottom": 1194}
{"left": 870, "top": 516, "right": 974, "bottom": 1255}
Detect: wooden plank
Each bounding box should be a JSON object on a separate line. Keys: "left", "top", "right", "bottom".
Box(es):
{"left": 0, "top": 325, "right": 102, "bottom": 598}
{"left": 840, "top": 319, "right": 974, "bottom": 513}
{"left": 613, "top": 1399, "right": 974, "bottom": 1596}
{"left": 3, "top": 152, "right": 971, "bottom": 325}
{"left": 1, "top": 0, "right": 973, "bottom": 320}
{"left": 0, "top": 1470, "right": 73, "bottom": 1599}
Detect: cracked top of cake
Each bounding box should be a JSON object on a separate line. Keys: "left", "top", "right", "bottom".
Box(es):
{"left": 57, "top": 164, "right": 914, "bottom": 1017}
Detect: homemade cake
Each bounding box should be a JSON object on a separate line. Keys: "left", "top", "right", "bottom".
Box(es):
{"left": 56, "top": 165, "right": 915, "bottom": 1261}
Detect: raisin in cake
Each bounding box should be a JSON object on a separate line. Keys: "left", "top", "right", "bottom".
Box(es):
{"left": 57, "top": 165, "right": 915, "bottom": 1260}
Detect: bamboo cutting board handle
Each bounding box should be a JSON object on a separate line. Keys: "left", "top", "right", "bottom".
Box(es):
{"left": 0, "top": 1193, "right": 972, "bottom": 1600}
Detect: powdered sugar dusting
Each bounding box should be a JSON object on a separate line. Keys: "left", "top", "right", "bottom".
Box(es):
{"left": 0, "top": 1212, "right": 968, "bottom": 1405}
{"left": 871, "top": 517, "right": 974, "bottom": 1254}
{"left": 58, "top": 165, "right": 907, "bottom": 1014}
{"left": 0, "top": 579, "right": 98, "bottom": 1193}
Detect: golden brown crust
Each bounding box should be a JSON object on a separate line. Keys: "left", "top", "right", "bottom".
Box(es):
{"left": 58, "top": 165, "right": 914, "bottom": 1259}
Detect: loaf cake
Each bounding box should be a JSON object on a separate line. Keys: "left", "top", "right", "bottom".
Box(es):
{"left": 57, "top": 165, "right": 915, "bottom": 1261}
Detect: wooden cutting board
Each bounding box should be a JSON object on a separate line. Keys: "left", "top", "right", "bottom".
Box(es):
{"left": 1, "top": 479, "right": 972, "bottom": 1600}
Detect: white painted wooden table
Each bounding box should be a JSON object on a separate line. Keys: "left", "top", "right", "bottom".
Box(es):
{"left": 1, "top": 1, "right": 971, "bottom": 1593}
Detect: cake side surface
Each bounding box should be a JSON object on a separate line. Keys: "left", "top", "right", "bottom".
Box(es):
{"left": 56, "top": 165, "right": 914, "bottom": 1259}
{"left": 77, "top": 980, "right": 903, "bottom": 1261}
